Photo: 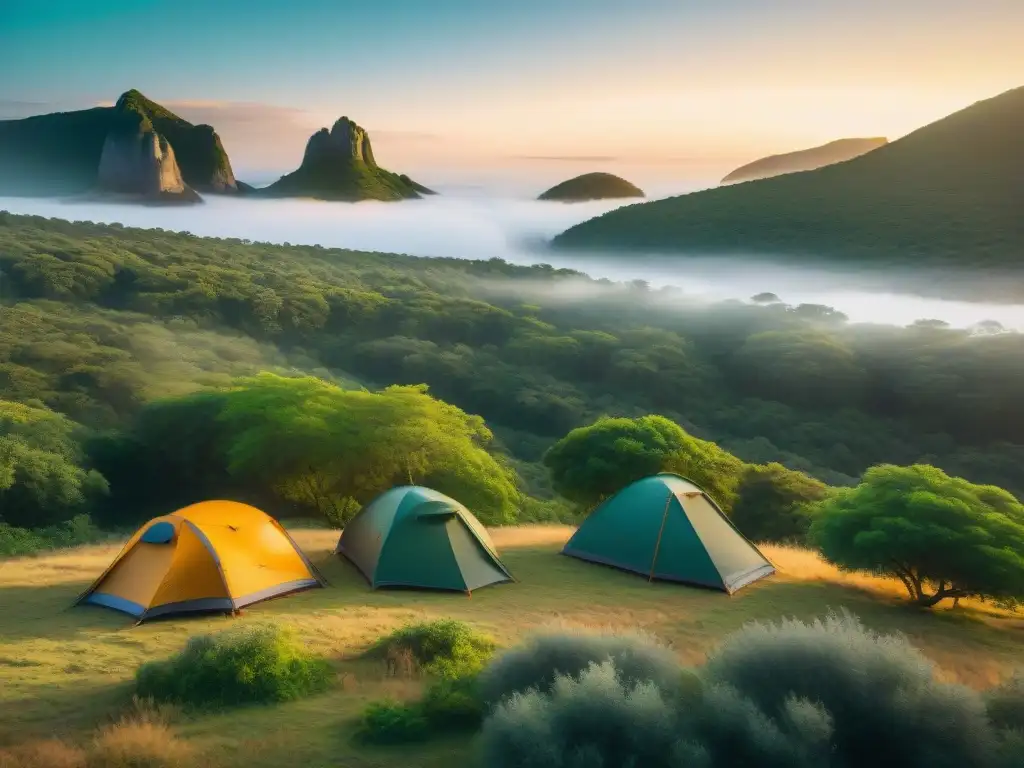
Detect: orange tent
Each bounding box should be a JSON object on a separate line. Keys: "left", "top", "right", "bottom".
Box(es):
{"left": 76, "top": 500, "right": 324, "bottom": 621}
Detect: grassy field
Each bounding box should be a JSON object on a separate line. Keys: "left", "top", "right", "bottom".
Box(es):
{"left": 1, "top": 526, "right": 1022, "bottom": 767}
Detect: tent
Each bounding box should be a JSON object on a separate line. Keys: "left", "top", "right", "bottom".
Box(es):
{"left": 335, "top": 485, "right": 512, "bottom": 593}
{"left": 76, "top": 500, "right": 324, "bottom": 621}
{"left": 563, "top": 473, "right": 774, "bottom": 593}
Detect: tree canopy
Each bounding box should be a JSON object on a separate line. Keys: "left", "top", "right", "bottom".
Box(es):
{"left": 730, "top": 462, "right": 830, "bottom": 544}
{"left": 809, "top": 464, "right": 1024, "bottom": 606}
{"left": 543, "top": 415, "right": 744, "bottom": 510}
{"left": 0, "top": 399, "right": 107, "bottom": 528}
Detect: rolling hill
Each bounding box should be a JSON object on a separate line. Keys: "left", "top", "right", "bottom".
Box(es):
{"left": 720, "top": 137, "right": 888, "bottom": 184}
{"left": 552, "top": 85, "right": 1024, "bottom": 274}
{"left": 538, "top": 172, "right": 645, "bottom": 202}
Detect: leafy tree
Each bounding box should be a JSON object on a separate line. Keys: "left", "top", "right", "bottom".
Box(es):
{"left": 543, "top": 415, "right": 745, "bottom": 510}
{"left": 216, "top": 374, "right": 521, "bottom": 524}
{"left": 0, "top": 399, "right": 107, "bottom": 527}
{"left": 731, "top": 463, "right": 830, "bottom": 544}
{"left": 809, "top": 464, "right": 1024, "bottom": 606}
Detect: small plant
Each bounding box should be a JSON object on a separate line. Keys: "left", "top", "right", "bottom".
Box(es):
{"left": 88, "top": 715, "right": 194, "bottom": 768}
{"left": 370, "top": 619, "right": 496, "bottom": 680}
{"left": 354, "top": 700, "right": 429, "bottom": 745}
{"left": 478, "top": 628, "right": 683, "bottom": 705}
{"left": 986, "top": 671, "right": 1024, "bottom": 732}
{"left": 135, "top": 624, "right": 332, "bottom": 709}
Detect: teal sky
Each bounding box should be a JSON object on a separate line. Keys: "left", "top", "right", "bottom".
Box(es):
{"left": 2, "top": 0, "right": 1022, "bottom": 174}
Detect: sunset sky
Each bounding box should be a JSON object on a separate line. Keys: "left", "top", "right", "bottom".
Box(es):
{"left": 2, "top": 0, "right": 1022, "bottom": 181}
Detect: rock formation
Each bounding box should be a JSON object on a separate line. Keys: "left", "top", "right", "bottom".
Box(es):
{"left": 0, "top": 89, "right": 237, "bottom": 199}
{"left": 94, "top": 98, "right": 200, "bottom": 203}
{"left": 261, "top": 117, "right": 432, "bottom": 201}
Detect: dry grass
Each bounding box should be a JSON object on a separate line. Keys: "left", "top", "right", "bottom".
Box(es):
{"left": 0, "top": 701, "right": 196, "bottom": 768}
{"left": 0, "top": 740, "right": 86, "bottom": 768}
{"left": 1, "top": 525, "right": 1022, "bottom": 768}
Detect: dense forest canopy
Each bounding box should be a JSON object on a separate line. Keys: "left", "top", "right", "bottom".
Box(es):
{"left": 1, "top": 210, "right": 1022, "bottom": 532}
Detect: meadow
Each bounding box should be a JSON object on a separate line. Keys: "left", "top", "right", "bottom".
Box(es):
{"left": 2, "top": 525, "right": 1021, "bottom": 767}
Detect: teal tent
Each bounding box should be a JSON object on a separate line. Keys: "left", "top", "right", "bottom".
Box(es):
{"left": 563, "top": 473, "right": 774, "bottom": 593}
{"left": 335, "top": 486, "right": 513, "bottom": 593}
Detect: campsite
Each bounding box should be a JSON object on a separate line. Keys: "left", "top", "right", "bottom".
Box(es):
{"left": 2, "top": 519, "right": 1023, "bottom": 768}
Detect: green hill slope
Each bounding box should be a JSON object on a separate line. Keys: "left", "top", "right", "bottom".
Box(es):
{"left": 0, "top": 89, "right": 238, "bottom": 195}
{"left": 721, "top": 137, "right": 888, "bottom": 184}
{"left": 538, "top": 172, "right": 645, "bottom": 202}
{"left": 552, "top": 86, "right": 1024, "bottom": 272}
{"left": 260, "top": 117, "right": 432, "bottom": 201}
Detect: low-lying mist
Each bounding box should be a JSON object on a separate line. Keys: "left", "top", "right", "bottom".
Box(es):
{"left": 2, "top": 193, "right": 1022, "bottom": 330}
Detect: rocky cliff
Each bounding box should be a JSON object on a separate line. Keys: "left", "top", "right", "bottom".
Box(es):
{"left": 0, "top": 89, "right": 237, "bottom": 198}
{"left": 93, "top": 99, "right": 200, "bottom": 203}
{"left": 261, "top": 117, "right": 433, "bottom": 201}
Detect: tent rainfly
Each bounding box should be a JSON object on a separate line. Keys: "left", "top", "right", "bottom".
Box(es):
{"left": 562, "top": 473, "right": 774, "bottom": 593}
{"left": 76, "top": 500, "right": 324, "bottom": 621}
{"left": 335, "top": 485, "right": 512, "bottom": 593}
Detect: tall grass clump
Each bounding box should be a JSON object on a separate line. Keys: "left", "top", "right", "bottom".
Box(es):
{"left": 136, "top": 624, "right": 332, "bottom": 709}
{"left": 478, "top": 628, "right": 683, "bottom": 705}
{"left": 480, "top": 610, "right": 1011, "bottom": 768}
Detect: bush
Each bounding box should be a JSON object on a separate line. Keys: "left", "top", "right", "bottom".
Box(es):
{"left": 371, "top": 619, "right": 496, "bottom": 679}
{"left": 135, "top": 625, "right": 332, "bottom": 709}
{"left": 355, "top": 700, "right": 429, "bottom": 745}
{"left": 477, "top": 628, "right": 683, "bottom": 705}
{"left": 420, "top": 674, "right": 487, "bottom": 731}
{"left": 0, "top": 515, "right": 103, "bottom": 557}
{"left": 702, "top": 610, "right": 996, "bottom": 768}
{"left": 479, "top": 612, "right": 1011, "bottom": 768}
{"left": 481, "top": 661, "right": 704, "bottom": 768}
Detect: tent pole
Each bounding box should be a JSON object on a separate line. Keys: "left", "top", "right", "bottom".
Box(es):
{"left": 649, "top": 491, "right": 673, "bottom": 582}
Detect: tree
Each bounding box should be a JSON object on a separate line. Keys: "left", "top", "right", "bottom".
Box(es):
{"left": 543, "top": 415, "right": 745, "bottom": 511}
{"left": 216, "top": 374, "right": 521, "bottom": 524}
{"left": 0, "top": 399, "right": 107, "bottom": 528}
{"left": 809, "top": 464, "right": 1024, "bottom": 607}
{"left": 731, "top": 463, "right": 831, "bottom": 544}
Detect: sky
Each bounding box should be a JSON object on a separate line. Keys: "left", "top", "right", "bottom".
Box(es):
{"left": 1, "top": 0, "right": 1022, "bottom": 182}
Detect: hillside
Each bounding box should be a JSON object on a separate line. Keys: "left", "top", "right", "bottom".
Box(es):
{"left": 720, "top": 137, "right": 888, "bottom": 184}
{"left": 538, "top": 172, "right": 645, "bottom": 202}
{"left": 0, "top": 89, "right": 238, "bottom": 196}
{"left": 552, "top": 86, "right": 1024, "bottom": 275}
{"left": 1, "top": 212, "right": 1022, "bottom": 505}
{"left": 260, "top": 117, "right": 433, "bottom": 201}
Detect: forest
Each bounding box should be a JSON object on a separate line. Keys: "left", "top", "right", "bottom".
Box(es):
{"left": 1, "top": 210, "right": 1023, "bottom": 539}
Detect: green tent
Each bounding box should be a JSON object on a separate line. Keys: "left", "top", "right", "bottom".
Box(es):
{"left": 563, "top": 473, "right": 774, "bottom": 593}
{"left": 335, "top": 485, "right": 513, "bottom": 593}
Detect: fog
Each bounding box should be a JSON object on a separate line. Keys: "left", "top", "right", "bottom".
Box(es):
{"left": 3, "top": 193, "right": 1023, "bottom": 331}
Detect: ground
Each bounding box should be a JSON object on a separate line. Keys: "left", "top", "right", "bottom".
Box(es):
{"left": 1, "top": 526, "right": 1022, "bottom": 767}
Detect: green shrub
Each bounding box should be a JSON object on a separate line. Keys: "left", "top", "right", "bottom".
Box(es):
{"left": 478, "top": 628, "right": 683, "bottom": 705}
{"left": 702, "top": 610, "right": 996, "bottom": 767}
{"left": 479, "top": 612, "right": 1010, "bottom": 768}
{"left": 371, "top": 619, "right": 496, "bottom": 679}
{"left": 0, "top": 515, "right": 103, "bottom": 557}
{"left": 354, "top": 700, "right": 429, "bottom": 745}
{"left": 135, "top": 625, "right": 332, "bottom": 709}
{"left": 420, "top": 674, "right": 486, "bottom": 732}
{"left": 481, "top": 660, "right": 707, "bottom": 768}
